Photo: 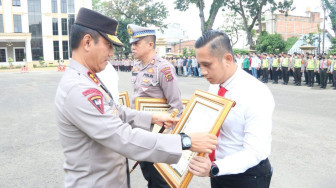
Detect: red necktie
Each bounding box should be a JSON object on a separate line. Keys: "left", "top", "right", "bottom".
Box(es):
{"left": 209, "top": 85, "right": 227, "bottom": 162}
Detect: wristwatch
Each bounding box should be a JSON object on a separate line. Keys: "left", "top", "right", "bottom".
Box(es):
{"left": 210, "top": 162, "right": 219, "bottom": 177}
{"left": 179, "top": 133, "right": 191, "bottom": 150}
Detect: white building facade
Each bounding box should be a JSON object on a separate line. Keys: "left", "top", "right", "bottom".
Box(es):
{"left": 0, "top": 0, "right": 91, "bottom": 67}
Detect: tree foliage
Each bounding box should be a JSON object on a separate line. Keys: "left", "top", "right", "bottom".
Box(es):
{"left": 224, "top": 0, "right": 294, "bottom": 50}
{"left": 255, "top": 32, "right": 286, "bottom": 53}
{"left": 174, "top": 0, "right": 225, "bottom": 34}
{"left": 218, "top": 11, "right": 244, "bottom": 47}
{"left": 92, "top": 0, "right": 168, "bottom": 58}
{"left": 285, "top": 36, "right": 298, "bottom": 52}
{"left": 182, "top": 47, "right": 196, "bottom": 57}
{"left": 322, "top": 0, "right": 336, "bottom": 37}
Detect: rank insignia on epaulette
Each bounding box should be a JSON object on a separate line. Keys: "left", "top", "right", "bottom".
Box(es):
{"left": 150, "top": 59, "right": 155, "bottom": 64}
{"left": 148, "top": 68, "right": 154, "bottom": 73}
{"left": 87, "top": 71, "right": 99, "bottom": 84}
{"left": 133, "top": 67, "right": 139, "bottom": 72}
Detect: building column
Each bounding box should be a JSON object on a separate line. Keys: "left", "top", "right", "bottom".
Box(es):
{"left": 25, "top": 38, "right": 32, "bottom": 63}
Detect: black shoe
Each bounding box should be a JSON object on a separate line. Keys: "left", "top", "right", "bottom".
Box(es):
{"left": 333, "top": 87, "right": 336, "bottom": 90}
{"left": 298, "top": 83, "right": 301, "bottom": 86}
{"left": 320, "top": 86, "right": 324, "bottom": 88}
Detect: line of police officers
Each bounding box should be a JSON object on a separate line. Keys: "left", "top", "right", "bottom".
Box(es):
{"left": 236, "top": 52, "right": 336, "bottom": 89}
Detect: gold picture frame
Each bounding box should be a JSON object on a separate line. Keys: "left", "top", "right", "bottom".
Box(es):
{"left": 134, "top": 97, "right": 189, "bottom": 133}
{"left": 119, "top": 91, "right": 130, "bottom": 107}
{"left": 154, "top": 89, "right": 235, "bottom": 188}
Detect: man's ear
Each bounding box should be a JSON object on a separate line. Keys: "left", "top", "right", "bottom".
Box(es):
{"left": 82, "top": 34, "right": 93, "bottom": 51}
{"left": 223, "top": 53, "right": 234, "bottom": 65}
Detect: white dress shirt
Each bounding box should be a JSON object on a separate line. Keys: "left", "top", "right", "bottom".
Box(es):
{"left": 208, "top": 68, "right": 275, "bottom": 176}
{"left": 96, "top": 62, "right": 119, "bottom": 104}
{"left": 251, "top": 56, "right": 261, "bottom": 68}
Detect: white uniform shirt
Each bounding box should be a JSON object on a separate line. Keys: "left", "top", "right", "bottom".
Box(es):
{"left": 97, "top": 62, "right": 119, "bottom": 104}
{"left": 251, "top": 56, "right": 260, "bottom": 68}
{"left": 208, "top": 68, "right": 275, "bottom": 176}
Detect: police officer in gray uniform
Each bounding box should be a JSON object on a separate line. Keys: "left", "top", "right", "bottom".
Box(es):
{"left": 55, "top": 8, "right": 217, "bottom": 188}
{"left": 128, "top": 24, "right": 184, "bottom": 187}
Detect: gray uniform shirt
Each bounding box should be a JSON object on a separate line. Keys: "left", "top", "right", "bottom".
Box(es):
{"left": 131, "top": 54, "right": 183, "bottom": 115}
{"left": 55, "top": 60, "right": 182, "bottom": 188}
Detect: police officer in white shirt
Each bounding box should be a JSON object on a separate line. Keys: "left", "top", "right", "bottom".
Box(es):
{"left": 188, "top": 30, "right": 275, "bottom": 188}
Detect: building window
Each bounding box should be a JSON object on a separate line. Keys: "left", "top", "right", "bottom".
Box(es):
{"left": 13, "top": 0, "right": 21, "bottom": 6}
{"left": 68, "top": 0, "right": 74, "bottom": 13}
{"left": 53, "top": 41, "right": 59, "bottom": 60}
{"left": 51, "top": 0, "right": 57, "bottom": 13}
{"left": 15, "top": 48, "right": 24, "bottom": 62}
{"left": 28, "top": 0, "right": 44, "bottom": 60}
{"left": 62, "top": 41, "right": 69, "bottom": 60}
{"left": 0, "top": 0, "right": 2, "bottom": 6}
{"left": 68, "top": 14, "right": 75, "bottom": 57}
{"left": 0, "top": 49, "right": 6, "bottom": 62}
{"left": 52, "top": 18, "right": 58, "bottom": 35}
{"left": 0, "top": 14, "right": 3, "bottom": 33}
{"left": 61, "top": 18, "right": 67, "bottom": 35}
{"left": 61, "top": 0, "right": 67, "bottom": 13}
{"left": 13, "top": 15, "right": 22, "bottom": 33}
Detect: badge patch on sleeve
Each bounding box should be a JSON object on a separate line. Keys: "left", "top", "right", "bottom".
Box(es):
{"left": 88, "top": 95, "right": 104, "bottom": 114}
{"left": 82, "top": 88, "right": 104, "bottom": 114}
{"left": 161, "top": 67, "right": 174, "bottom": 82}
{"left": 165, "top": 73, "right": 174, "bottom": 82}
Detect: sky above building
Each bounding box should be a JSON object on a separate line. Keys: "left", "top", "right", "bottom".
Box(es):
{"left": 161, "top": 0, "right": 332, "bottom": 40}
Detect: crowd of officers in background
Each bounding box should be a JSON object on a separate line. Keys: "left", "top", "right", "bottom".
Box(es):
{"left": 235, "top": 52, "right": 336, "bottom": 89}
{"left": 110, "top": 52, "right": 336, "bottom": 89}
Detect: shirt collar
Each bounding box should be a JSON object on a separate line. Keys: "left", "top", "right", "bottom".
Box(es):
{"left": 68, "top": 59, "right": 100, "bottom": 85}
{"left": 220, "top": 67, "right": 240, "bottom": 91}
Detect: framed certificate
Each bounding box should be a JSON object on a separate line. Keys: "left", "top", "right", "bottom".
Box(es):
{"left": 134, "top": 98, "right": 189, "bottom": 133}
{"left": 119, "top": 91, "right": 130, "bottom": 107}
{"left": 154, "top": 89, "right": 235, "bottom": 188}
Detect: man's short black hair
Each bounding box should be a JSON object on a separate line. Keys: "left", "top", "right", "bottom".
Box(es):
{"left": 143, "top": 35, "right": 156, "bottom": 49}
{"left": 70, "top": 24, "right": 101, "bottom": 50}
{"left": 195, "top": 30, "right": 234, "bottom": 62}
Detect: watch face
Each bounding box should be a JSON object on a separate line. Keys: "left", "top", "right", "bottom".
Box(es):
{"left": 183, "top": 136, "right": 191, "bottom": 147}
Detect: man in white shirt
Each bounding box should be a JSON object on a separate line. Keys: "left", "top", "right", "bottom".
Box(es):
{"left": 188, "top": 30, "right": 275, "bottom": 188}
{"left": 96, "top": 61, "right": 119, "bottom": 104}
{"left": 251, "top": 53, "right": 261, "bottom": 78}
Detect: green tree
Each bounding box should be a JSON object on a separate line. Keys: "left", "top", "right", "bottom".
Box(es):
{"left": 224, "top": 0, "right": 294, "bottom": 50}
{"left": 93, "top": 0, "right": 168, "bottom": 58}
{"left": 285, "top": 36, "right": 298, "bottom": 52}
{"left": 218, "top": 11, "right": 244, "bottom": 47}
{"left": 174, "top": 0, "right": 225, "bottom": 34}
{"left": 322, "top": 0, "right": 336, "bottom": 37}
{"left": 328, "top": 37, "right": 336, "bottom": 55}
{"left": 255, "top": 32, "right": 286, "bottom": 53}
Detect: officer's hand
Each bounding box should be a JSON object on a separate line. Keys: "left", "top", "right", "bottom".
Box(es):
{"left": 189, "top": 133, "right": 217, "bottom": 153}
{"left": 188, "top": 154, "right": 212, "bottom": 177}
{"left": 152, "top": 114, "right": 179, "bottom": 129}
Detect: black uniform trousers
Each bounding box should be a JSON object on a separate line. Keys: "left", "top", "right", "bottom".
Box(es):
{"left": 282, "top": 67, "right": 289, "bottom": 84}
{"left": 140, "top": 161, "right": 170, "bottom": 188}
{"left": 211, "top": 158, "right": 272, "bottom": 188}
{"left": 272, "top": 68, "right": 279, "bottom": 83}
{"left": 262, "top": 68, "right": 269, "bottom": 83}
{"left": 294, "top": 68, "right": 302, "bottom": 85}
{"left": 304, "top": 70, "right": 308, "bottom": 84}
{"left": 320, "top": 68, "right": 328, "bottom": 88}
{"left": 315, "top": 72, "right": 320, "bottom": 85}
{"left": 307, "top": 70, "right": 315, "bottom": 86}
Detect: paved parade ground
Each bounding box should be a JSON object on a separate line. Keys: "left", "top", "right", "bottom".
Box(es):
{"left": 0, "top": 70, "right": 335, "bottom": 188}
